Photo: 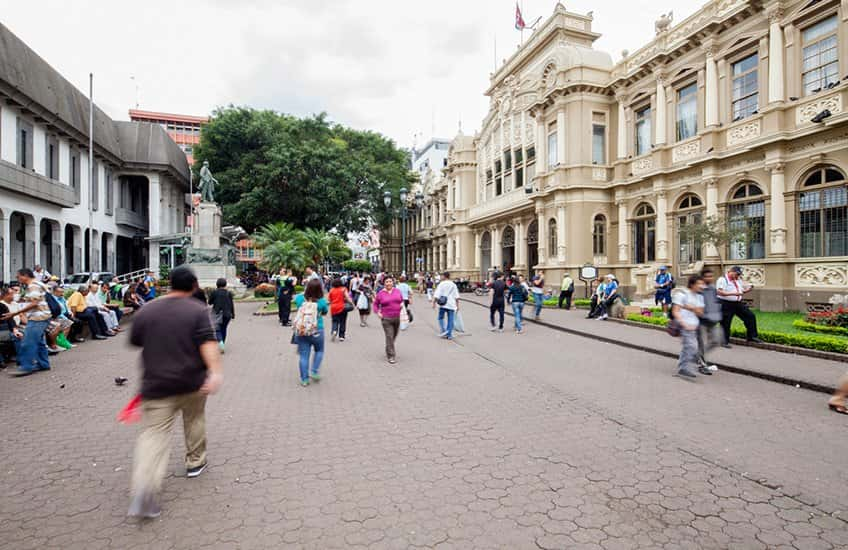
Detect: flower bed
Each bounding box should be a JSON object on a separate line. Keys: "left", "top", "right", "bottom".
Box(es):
{"left": 805, "top": 307, "right": 848, "bottom": 329}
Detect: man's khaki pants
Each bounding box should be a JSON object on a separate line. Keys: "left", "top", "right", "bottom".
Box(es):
{"left": 131, "top": 391, "right": 207, "bottom": 497}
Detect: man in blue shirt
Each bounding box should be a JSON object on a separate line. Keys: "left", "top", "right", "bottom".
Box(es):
{"left": 596, "top": 274, "right": 619, "bottom": 321}
{"left": 654, "top": 266, "right": 673, "bottom": 315}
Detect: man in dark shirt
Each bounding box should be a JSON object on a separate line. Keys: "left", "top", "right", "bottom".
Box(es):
{"left": 488, "top": 272, "right": 507, "bottom": 332}
{"left": 127, "top": 266, "right": 223, "bottom": 519}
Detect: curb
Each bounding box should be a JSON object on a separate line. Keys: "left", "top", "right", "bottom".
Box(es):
{"left": 464, "top": 300, "right": 837, "bottom": 394}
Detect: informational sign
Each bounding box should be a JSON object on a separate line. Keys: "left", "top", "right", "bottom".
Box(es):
{"left": 580, "top": 264, "right": 598, "bottom": 281}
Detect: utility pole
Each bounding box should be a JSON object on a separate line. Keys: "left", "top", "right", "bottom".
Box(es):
{"left": 88, "top": 73, "right": 95, "bottom": 274}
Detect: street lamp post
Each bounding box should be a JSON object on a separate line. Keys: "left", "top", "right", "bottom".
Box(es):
{"left": 384, "top": 188, "right": 423, "bottom": 275}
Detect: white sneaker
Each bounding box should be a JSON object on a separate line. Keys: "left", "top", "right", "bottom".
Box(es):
{"left": 600, "top": 314, "right": 608, "bottom": 320}
{"left": 489, "top": 326, "right": 497, "bottom": 332}
{"left": 706, "top": 364, "right": 718, "bottom": 372}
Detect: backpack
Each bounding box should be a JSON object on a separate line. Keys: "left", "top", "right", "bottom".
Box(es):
{"left": 44, "top": 291, "right": 62, "bottom": 319}
{"left": 567, "top": 281, "right": 574, "bottom": 293}
{"left": 293, "top": 300, "right": 319, "bottom": 337}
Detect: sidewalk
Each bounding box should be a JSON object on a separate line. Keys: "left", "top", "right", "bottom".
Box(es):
{"left": 462, "top": 295, "right": 845, "bottom": 393}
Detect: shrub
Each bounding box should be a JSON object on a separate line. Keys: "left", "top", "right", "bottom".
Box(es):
{"left": 527, "top": 294, "right": 559, "bottom": 306}
{"left": 343, "top": 259, "right": 373, "bottom": 273}
{"left": 805, "top": 306, "right": 848, "bottom": 328}
{"left": 626, "top": 314, "right": 847, "bottom": 353}
{"left": 574, "top": 298, "right": 592, "bottom": 308}
{"left": 254, "top": 283, "right": 276, "bottom": 298}
{"left": 793, "top": 319, "right": 848, "bottom": 336}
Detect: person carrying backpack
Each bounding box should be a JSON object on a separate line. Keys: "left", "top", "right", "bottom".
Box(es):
{"left": 292, "top": 278, "right": 329, "bottom": 387}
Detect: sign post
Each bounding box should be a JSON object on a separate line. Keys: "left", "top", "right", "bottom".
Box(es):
{"left": 578, "top": 263, "right": 598, "bottom": 299}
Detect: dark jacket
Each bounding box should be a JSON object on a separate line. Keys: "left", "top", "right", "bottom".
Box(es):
{"left": 208, "top": 288, "right": 235, "bottom": 320}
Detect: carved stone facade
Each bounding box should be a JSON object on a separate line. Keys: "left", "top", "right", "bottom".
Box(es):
{"left": 383, "top": 0, "right": 848, "bottom": 311}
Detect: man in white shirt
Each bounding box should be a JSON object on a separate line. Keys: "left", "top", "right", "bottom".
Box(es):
{"left": 87, "top": 283, "right": 120, "bottom": 333}
{"left": 672, "top": 275, "right": 706, "bottom": 379}
{"left": 432, "top": 271, "right": 459, "bottom": 340}
{"left": 716, "top": 266, "right": 760, "bottom": 346}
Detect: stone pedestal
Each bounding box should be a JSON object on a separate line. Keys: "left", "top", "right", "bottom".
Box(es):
{"left": 186, "top": 201, "right": 245, "bottom": 294}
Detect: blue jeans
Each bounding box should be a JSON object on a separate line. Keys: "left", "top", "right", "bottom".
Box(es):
{"left": 512, "top": 301, "right": 525, "bottom": 331}
{"left": 296, "top": 329, "right": 325, "bottom": 381}
{"left": 18, "top": 319, "right": 50, "bottom": 372}
{"left": 217, "top": 317, "right": 231, "bottom": 343}
{"left": 532, "top": 292, "right": 544, "bottom": 317}
{"left": 438, "top": 308, "right": 456, "bottom": 339}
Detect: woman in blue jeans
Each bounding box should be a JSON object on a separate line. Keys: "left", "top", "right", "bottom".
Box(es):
{"left": 506, "top": 275, "right": 528, "bottom": 334}
{"left": 293, "top": 278, "right": 329, "bottom": 387}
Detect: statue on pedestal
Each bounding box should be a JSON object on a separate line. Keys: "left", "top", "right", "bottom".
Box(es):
{"left": 198, "top": 161, "right": 218, "bottom": 203}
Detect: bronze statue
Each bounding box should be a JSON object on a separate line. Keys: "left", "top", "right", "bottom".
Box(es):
{"left": 198, "top": 161, "right": 218, "bottom": 203}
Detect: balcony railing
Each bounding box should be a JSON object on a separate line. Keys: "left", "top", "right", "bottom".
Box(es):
{"left": 467, "top": 188, "right": 532, "bottom": 221}
{"left": 115, "top": 207, "right": 149, "bottom": 230}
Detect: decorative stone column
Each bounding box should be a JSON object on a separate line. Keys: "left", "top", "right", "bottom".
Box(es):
{"left": 537, "top": 208, "right": 547, "bottom": 264}
{"left": 556, "top": 111, "right": 566, "bottom": 166}
{"left": 656, "top": 192, "right": 669, "bottom": 262}
{"left": 767, "top": 4, "right": 785, "bottom": 104}
{"left": 767, "top": 163, "right": 788, "bottom": 255}
{"left": 704, "top": 41, "right": 719, "bottom": 127}
{"left": 654, "top": 70, "right": 667, "bottom": 146}
{"left": 535, "top": 115, "right": 547, "bottom": 172}
{"left": 704, "top": 178, "right": 720, "bottom": 259}
{"left": 616, "top": 91, "right": 628, "bottom": 159}
{"left": 557, "top": 204, "right": 566, "bottom": 262}
{"left": 492, "top": 227, "right": 502, "bottom": 271}
{"left": 515, "top": 221, "right": 525, "bottom": 267}
{"left": 617, "top": 201, "right": 629, "bottom": 263}
{"left": 474, "top": 231, "right": 481, "bottom": 269}
{"left": 447, "top": 238, "right": 454, "bottom": 269}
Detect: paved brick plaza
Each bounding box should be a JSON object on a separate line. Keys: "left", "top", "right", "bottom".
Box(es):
{"left": 1, "top": 301, "right": 847, "bottom": 549}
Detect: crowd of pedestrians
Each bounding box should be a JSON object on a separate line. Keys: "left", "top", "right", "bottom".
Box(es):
{"left": 0, "top": 267, "right": 159, "bottom": 375}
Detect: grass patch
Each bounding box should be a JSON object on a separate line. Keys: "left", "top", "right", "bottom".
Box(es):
{"left": 625, "top": 311, "right": 848, "bottom": 354}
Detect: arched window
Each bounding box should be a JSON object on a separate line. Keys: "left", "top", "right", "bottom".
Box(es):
{"left": 676, "top": 194, "right": 704, "bottom": 265}
{"left": 548, "top": 218, "right": 558, "bottom": 257}
{"left": 728, "top": 182, "right": 765, "bottom": 259}
{"left": 799, "top": 165, "right": 847, "bottom": 257}
{"left": 592, "top": 215, "right": 606, "bottom": 255}
{"left": 631, "top": 203, "right": 656, "bottom": 263}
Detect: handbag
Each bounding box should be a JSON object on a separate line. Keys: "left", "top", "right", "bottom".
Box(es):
{"left": 356, "top": 293, "right": 368, "bottom": 310}
{"left": 436, "top": 295, "right": 448, "bottom": 306}
{"left": 344, "top": 301, "right": 355, "bottom": 313}
{"left": 666, "top": 318, "right": 681, "bottom": 337}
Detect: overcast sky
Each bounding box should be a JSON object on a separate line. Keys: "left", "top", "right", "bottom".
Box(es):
{"left": 4, "top": 0, "right": 702, "bottom": 149}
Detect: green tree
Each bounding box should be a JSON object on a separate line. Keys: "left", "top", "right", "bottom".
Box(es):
{"left": 300, "top": 228, "right": 350, "bottom": 267}
{"left": 193, "top": 107, "right": 415, "bottom": 234}
{"left": 259, "top": 240, "right": 306, "bottom": 274}
{"left": 677, "top": 214, "right": 757, "bottom": 271}
{"left": 343, "top": 259, "right": 373, "bottom": 273}
{"left": 253, "top": 222, "right": 300, "bottom": 248}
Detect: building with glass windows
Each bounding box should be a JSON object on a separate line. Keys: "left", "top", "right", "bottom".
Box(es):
{"left": 381, "top": 0, "right": 848, "bottom": 310}
{"left": 128, "top": 110, "right": 208, "bottom": 165}
{"left": 0, "top": 22, "right": 190, "bottom": 283}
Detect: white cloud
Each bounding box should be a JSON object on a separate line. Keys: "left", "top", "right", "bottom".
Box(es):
{"left": 2, "top": 0, "right": 703, "bottom": 148}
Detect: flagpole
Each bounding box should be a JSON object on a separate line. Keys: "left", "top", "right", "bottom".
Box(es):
{"left": 520, "top": 0, "right": 524, "bottom": 45}
{"left": 88, "top": 73, "right": 94, "bottom": 274}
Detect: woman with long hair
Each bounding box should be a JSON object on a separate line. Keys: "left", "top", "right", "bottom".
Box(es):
{"left": 293, "top": 278, "right": 329, "bottom": 386}
{"left": 357, "top": 276, "right": 374, "bottom": 327}
{"left": 328, "top": 278, "right": 354, "bottom": 342}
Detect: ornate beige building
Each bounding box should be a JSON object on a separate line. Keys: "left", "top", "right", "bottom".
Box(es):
{"left": 383, "top": 0, "right": 848, "bottom": 310}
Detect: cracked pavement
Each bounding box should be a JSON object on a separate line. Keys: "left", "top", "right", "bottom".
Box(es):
{"left": 0, "top": 301, "right": 846, "bottom": 549}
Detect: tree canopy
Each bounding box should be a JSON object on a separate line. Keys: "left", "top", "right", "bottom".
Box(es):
{"left": 193, "top": 106, "right": 416, "bottom": 234}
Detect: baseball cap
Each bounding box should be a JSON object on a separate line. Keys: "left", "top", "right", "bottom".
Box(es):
{"left": 659, "top": 265, "right": 667, "bottom": 271}
{"left": 729, "top": 266, "right": 743, "bottom": 274}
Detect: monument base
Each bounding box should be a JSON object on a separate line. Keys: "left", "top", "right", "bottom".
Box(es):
{"left": 193, "top": 263, "right": 245, "bottom": 294}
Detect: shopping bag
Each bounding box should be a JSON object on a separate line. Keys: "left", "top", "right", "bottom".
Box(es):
{"left": 356, "top": 293, "right": 368, "bottom": 310}
{"left": 454, "top": 311, "right": 465, "bottom": 333}
{"left": 400, "top": 305, "right": 410, "bottom": 331}
{"left": 56, "top": 332, "right": 73, "bottom": 350}
{"left": 117, "top": 394, "right": 143, "bottom": 425}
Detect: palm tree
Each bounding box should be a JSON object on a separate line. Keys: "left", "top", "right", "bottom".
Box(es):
{"left": 253, "top": 222, "right": 300, "bottom": 248}
{"left": 259, "top": 240, "right": 306, "bottom": 274}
